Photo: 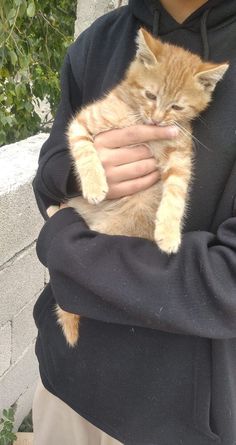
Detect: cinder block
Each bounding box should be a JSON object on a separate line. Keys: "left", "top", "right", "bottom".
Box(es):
{"left": 0, "top": 322, "right": 11, "bottom": 377}
{"left": 0, "top": 183, "right": 44, "bottom": 266}
{"left": 14, "top": 379, "right": 38, "bottom": 431}
{"left": 0, "top": 244, "right": 44, "bottom": 327}
{"left": 0, "top": 343, "right": 38, "bottom": 412}
{"left": 0, "top": 134, "right": 47, "bottom": 265}
{"left": 12, "top": 296, "right": 39, "bottom": 363}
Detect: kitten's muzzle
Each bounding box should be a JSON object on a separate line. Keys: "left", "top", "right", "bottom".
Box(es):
{"left": 152, "top": 119, "right": 169, "bottom": 127}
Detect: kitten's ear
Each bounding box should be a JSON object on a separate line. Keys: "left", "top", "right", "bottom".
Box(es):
{"left": 136, "top": 28, "right": 162, "bottom": 67}
{"left": 195, "top": 63, "right": 229, "bottom": 92}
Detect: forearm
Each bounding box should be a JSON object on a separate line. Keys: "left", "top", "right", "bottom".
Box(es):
{"left": 32, "top": 52, "right": 82, "bottom": 219}
{"left": 37, "top": 208, "right": 236, "bottom": 339}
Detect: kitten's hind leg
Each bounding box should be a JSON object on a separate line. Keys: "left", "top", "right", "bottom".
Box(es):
{"left": 55, "top": 305, "right": 80, "bottom": 347}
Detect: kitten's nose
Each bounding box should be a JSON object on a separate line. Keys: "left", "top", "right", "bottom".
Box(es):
{"left": 152, "top": 119, "right": 162, "bottom": 126}
{"left": 153, "top": 110, "right": 166, "bottom": 125}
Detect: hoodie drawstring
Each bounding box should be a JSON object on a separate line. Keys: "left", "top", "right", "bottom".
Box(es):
{"left": 150, "top": 4, "right": 213, "bottom": 60}
{"left": 153, "top": 9, "right": 160, "bottom": 37}
{"left": 200, "top": 9, "right": 211, "bottom": 60}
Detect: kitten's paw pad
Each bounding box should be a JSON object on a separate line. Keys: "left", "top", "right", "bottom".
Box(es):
{"left": 156, "top": 235, "right": 181, "bottom": 254}
{"left": 83, "top": 185, "right": 108, "bottom": 205}
{"left": 155, "top": 224, "right": 181, "bottom": 254}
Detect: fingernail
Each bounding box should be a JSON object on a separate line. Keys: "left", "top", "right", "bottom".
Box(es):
{"left": 168, "top": 126, "right": 179, "bottom": 137}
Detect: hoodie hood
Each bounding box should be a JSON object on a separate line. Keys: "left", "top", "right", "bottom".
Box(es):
{"left": 129, "top": 0, "right": 236, "bottom": 35}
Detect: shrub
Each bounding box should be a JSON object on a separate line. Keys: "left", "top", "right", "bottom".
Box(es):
{"left": 0, "top": 0, "right": 76, "bottom": 146}
{"left": 0, "top": 408, "right": 17, "bottom": 445}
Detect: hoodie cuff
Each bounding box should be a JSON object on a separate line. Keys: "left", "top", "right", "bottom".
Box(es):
{"left": 66, "top": 167, "right": 81, "bottom": 198}
{"left": 36, "top": 208, "right": 87, "bottom": 267}
{"left": 40, "top": 151, "right": 81, "bottom": 201}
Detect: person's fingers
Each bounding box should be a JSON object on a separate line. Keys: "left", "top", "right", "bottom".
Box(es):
{"left": 106, "top": 170, "right": 160, "bottom": 200}
{"left": 60, "top": 202, "right": 69, "bottom": 209}
{"left": 47, "top": 205, "right": 60, "bottom": 218}
{"left": 95, "top": 125, "right": 179, "bottom": 149}
{"left": 106, "top": 158, "right": 158, "bottom": 183}
{"left": 93, "top": 125, "right": 171, "bottom": 199}
{"left": 97, "top": 145, "right": 153, "bottom": 167}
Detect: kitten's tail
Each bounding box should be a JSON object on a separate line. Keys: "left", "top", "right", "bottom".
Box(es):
{"left": 55, "top": 305, "right": 80, "bottom": 347}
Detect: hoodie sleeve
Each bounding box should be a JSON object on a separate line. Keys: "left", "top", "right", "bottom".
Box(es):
{"left": 32, "top": 47, "right": 83, "bottom": 220}
{"left": 36, "top": 206, "right": 236, "bottom": 340}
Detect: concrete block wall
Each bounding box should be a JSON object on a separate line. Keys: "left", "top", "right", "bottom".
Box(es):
{"left": 0, "top": 0, "right": 127, "bottom": 431}
{"left": 75, "top": 0, "right": 128, "bottom": 37}
{"left": 0, "top": 133, "right": 48, "bottom": 429}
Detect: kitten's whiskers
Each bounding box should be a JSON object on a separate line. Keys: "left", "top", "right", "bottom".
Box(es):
{"left": 126, "top": 111, "right": 143, "bottom": 125}
{"left": 195, "top": 115, "right": 209, "bottom": 128}
{"left": 172, "top": 120, "right": 212, "bottom": 153}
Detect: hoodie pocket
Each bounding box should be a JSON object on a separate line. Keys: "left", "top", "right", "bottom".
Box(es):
{"left": 193, "top": 339, "right": 221, "bottom": 443}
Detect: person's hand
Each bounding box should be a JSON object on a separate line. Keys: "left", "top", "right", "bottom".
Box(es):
{"left": 60, "top": 202, "right": 69, "bottom": 210}
{"left": 47, "top": 202, "right": 69, "bottom": 218}
{"left": 94, "top": 124, "right": 179, "bottom": 199}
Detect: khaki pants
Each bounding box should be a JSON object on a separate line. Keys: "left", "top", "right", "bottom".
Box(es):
{"left": 33, "top": 379, "right": 123, "bottom": 445}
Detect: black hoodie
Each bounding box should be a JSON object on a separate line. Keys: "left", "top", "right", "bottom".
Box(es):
{"left": 33, "top": 1, "right": 236, "bottom": 444}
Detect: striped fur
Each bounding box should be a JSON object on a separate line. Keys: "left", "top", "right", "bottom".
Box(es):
{"left": 56, "top": 28, "right": 228, "bottom": 346}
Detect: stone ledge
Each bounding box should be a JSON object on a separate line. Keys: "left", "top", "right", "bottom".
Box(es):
{"left": 0, "top": 133, "right": 48, "bottom": 195}
{"left": 0, "top": 134, "right": 47, "bottom": 265}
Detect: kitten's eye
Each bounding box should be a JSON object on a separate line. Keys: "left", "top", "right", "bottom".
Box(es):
{"left": 145, "top": 91, "right": 156, "bottom": 100}
{"left": 171, "top": 104, "right": 184, "bottom": 111}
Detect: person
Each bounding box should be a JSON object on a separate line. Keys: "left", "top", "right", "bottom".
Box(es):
{"left": 32, "top": 0, "right": 236, "bottom": 444}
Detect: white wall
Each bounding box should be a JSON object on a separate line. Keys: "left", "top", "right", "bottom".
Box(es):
{"left": 0, "top": 134, "right": 48, "bottom": 429}
{"left": 75, "top": 0, "right": 127, "bottom": 37}
{"left": 0, "top": 0, "right": 128, "bottom": 430}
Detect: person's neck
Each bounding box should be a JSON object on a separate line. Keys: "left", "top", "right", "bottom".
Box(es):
{"left": 159, "top": 0, "right": 208, "bottom": 24}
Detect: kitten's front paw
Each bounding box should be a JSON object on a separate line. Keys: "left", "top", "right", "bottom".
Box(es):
{"left": 81, "top": 169, "right": 109, "bottom": 205}
{"left": 84, "top": 185, "right": 108, "bottom": 205}
{"left": 154, "top": 223, "right": 181, "bottom": 254}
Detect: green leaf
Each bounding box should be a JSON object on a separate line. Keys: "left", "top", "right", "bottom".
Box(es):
{"left": 9, "top": 51, "right": 17, "bottom": 66}
{"left": 19, "top": 55, "right": 29, "bottom": 69}
{"left": 24, "top": 101, "right": 33, "bottom": 112}
{"left": 0, "top": 68, "right": 10, "bottom": 78}
{"left": 27, "top": 2, "right": 35, "bottom": 17}
{"left": 7, "top": 9, "right": 17, "bottom": 21}
{"left": 7, "top": 408, "right": 14, "bottom": 422}
{"left": 0, "top": 0, "right": 76, "bottom": 145}
{"left": 19, "top": 1, "right": 27, "bottom": 17}
{"left": 3, "top": 421, "right": 12, "bottom": 431}
{"left": 3, "top": 431, "right": 13, "bottom": 443}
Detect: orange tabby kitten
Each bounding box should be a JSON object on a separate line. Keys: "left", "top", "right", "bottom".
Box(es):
{"left": 56, "top": 28, "right": 228, "bottom": 346}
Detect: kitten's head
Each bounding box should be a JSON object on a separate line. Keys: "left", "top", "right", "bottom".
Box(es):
{"left": 124, "top": 28, "right": 228, "bottom": 126}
